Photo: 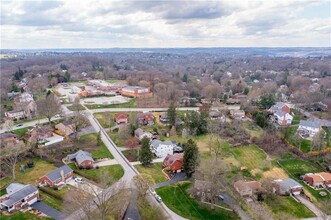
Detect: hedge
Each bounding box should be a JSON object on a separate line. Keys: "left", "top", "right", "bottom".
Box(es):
{"left": 72, "top": 169, "right": 99, "bottom": 182}
{"left": 39, "top": 187, "right": 64, "bottom": 200}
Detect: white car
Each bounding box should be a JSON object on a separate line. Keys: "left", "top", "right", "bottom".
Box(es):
{"left": 74, "top": 177, "right": 84, "bottom": 183}
{"left": 155, "top": 195, "right": 162, "bottom": 203}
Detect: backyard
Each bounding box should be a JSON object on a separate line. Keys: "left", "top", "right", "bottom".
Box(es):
{"left": 231, "top": 145, "right": 268, "bottom": 171}
{"left": 242, "top": 122, "right": 263, "bottom": 138}
{"left": 156, "top": 181, "right": 239, "bottom": 220}
{"left": 283, "top": 126, "right": 312, "bottom": 153}
{"left": 134, "top": 162, "right": 167, "bottom": 184}
{"left": 77, "top": 133, "right": 113, "bottom": 159}
{"left": 11, "top": 127, "right": 33, "bottom": 136}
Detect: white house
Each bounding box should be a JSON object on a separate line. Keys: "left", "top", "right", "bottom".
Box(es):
{"left": 134, "top": 128, "right": 153, "bottom": 140}
{"left": 0, "top": 183, "right": 39, "bottom": 212}
{"left": 298, "top": 120, "right": 322, "bottom": 137}
{"left": 273, "top": 110, "right": 293, "bottom": 126}
{"left": 150, "top": 139, "right": 176, "bottom": 158}
{"left": 19, "top": 92, "right": 34, "bottom": 103}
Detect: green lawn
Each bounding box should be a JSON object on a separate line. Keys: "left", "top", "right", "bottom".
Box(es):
{"left": 86, "top": 99, "right": 136, "bottom": 109}
{"left": 292, "top": 116, "right": 300, "bottom": 125}
{"left": 283, "top": 126, "right": 312, "bottom": 153}
{"left": 91, "top": 142, "right": 114, "bottom": 159}
{"left": 0, "top": 158, "right": 57, "bottom": 188}
{"left": 278, "top": 158, "right": 320, "bottom": 178}
{"left": 78, "top": 133, "right": 114, "bottom": 159}
{"left": 242, "top": 122, "right": 263, "bottom": 138}
{"left": 137, "top": 196, "right": 165, "bottom": 220}
{"left": 67, "top": 104, "right": 85, "bottom": 111}
{"left": 0, "top": 212, "right": 52, "bottom": 220}
{"left": 105, "top": 79, "right": 124, "bottom": 83}
{"left": 231, "top": 145, "right": 267, "bottom": 170}
{"left": 39, "top": 191, "right": 63, "bottom": 211}
{"left": 323, "top": 127, "right": 330, "bottom": 146}
{"left": 265, "top": 195, "right": 315, "bottom": 218}
{"left": 134, "top": 163, "right": 167, "bottom": 184}
{"left": 156, "top": 181, "right": 239, "bottom": 220}
{"left": 12, "top": 127, "right": 33, "bottom": 136}
{"left": 69, "top": 163, "right": 124, "bottom": 186}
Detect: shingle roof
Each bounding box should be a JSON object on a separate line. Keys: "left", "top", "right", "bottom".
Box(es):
{"left": 299, "top": 120, "right": 321, "bottom": 129}
{"left": 68, "top": 150, "right": 94, "bottom": 165}
{"left": 274, "top": 110, "right": 287, "bottom": 118}
{"left": 150, "top": 139, "right": 174, "bottom": 150}
{"left": 275, "top": 178, "right": 302, "bottom": 191}
{"left": 2, "top": 184, "right": 38, "bottom": 207}
{"left": 0, "top": 133, "right": 17, "bottom": 140}
{"left": 6, "top": 183, "right": 25, "bottom": 195}
{"left": 44, "top": 165, "right": 73, "bottom": 182}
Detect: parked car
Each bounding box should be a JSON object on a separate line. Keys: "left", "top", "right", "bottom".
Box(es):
{"left": 74, "top": 177, "right": 84, "bottom": 183}
{"left": 155, "top": 195, "right": 162, "bottom": 203}
{"left": 217, "top": 194, "right": 225, "bottom": 201}
{"left": 16, "top": 124, "right": 23, "bottom": 127}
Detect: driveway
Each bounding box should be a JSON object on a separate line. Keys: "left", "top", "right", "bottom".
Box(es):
{"left": 155, "top": 172, "right": 187, "bottom": 189}
{"left": 130, "top": 158, "right": 164, "bottom": 165}
{"left": 295, "top": 195, "right": 325, "bottom": 218}
{"left": 32, "top": 201, "right": 66, "bottom": 220}
{"left": 67, "top": 179, "right": 103, "bottom": 195}
{"left": 220, "top": 192, "right": 251, "bottom": 220}
{"left": 94, "top": 158, "right": 119, "bottom": 167}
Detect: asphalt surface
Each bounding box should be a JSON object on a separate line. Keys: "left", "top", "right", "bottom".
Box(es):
{"left": 155, "top": 172, "right": 187, "bottom": 189}
{"left": 32, "top": 201, "right": 66, "bottom": 220}
{"left": 220, "top": 192, "right": 251, "bottom": 220}
{"left": 123, "top": 188, "right": 141, "bottom": 220}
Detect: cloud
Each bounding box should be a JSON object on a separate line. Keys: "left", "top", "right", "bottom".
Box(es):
{"left": 1, "top": 0, "right": 330, "bottom": 48}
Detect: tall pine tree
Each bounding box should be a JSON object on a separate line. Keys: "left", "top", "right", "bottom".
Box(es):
{"left": 139, "top": 137, "right": 153, "bottom": 166}
{"left": 183, "top": 139, "right": 199, "bottom": 177}
{"left": 167, "top": 102, "right": 177, "bottom": 127}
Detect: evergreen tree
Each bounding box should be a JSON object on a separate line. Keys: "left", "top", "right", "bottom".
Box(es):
{"left": 259, "top": 94, "right": 275, "bottom": 109}
{"left": 183, "top": 139, "right": 199, "bottom": 177}
{"left": 139, "top": 137, "right": 153, "bottom": 166}
{"left": 167, "top": 102, "right": 177, "bottom": 127}
{"left": 182, "top": 73, "right": 188, "bottom": 83}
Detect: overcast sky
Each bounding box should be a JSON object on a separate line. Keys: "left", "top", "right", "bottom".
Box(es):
{"left": 1, "top": 0, "right": 330, "bottom": 49}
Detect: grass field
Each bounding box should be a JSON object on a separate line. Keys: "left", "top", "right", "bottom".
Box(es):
{"left": 137, "top": 196, "right": 165, "bottom": 220}
{"left": 283, "top": 126, "right": 312, "bottom": 153}
{"left": 242, "top": 122, "right": 263, "bottom": 138}
{"left": 134, "top": 162, "right": 167, "bottom": 184}
{"left": 86, "top": 99, "right": 136, "bottom": 109}
{"left": 0, "top": 212, "right": 52, "bottom": 220}
{"left": 265, "top": 195, "right": 315, "bottom": 218}
{"left": 78, "top": 133, "right": 113, "bottom": 159}
{"left": 67, "top": 104, "right": 85, "bottom": 111}
{"left": 292, "top": 116, "right": 300, "bottom": 125}
{"left": 39, "top": 191, "right": 63, "bottom": 211}
{"left": 69, "top": 163, "right": 124, "bottom": 185}
{"left": 278, "top": 159, "right": 320, "bottom": 178}
{"left": 231, "top": 145, "right": 267, "bottom": 170}
{"left": 156, "top": 181, "right": 239, "bottom": 220}
{"left": 0, "top": 158, "right": 57, "bottom": 188}
{"left": 11, "top": 127, "right": 33, "bottom": 136}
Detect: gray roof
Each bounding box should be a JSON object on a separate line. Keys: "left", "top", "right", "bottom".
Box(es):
{"left": 299, "top": 120, "right": 321, "bottom": 129}
{"left": 2, "top": 184, "right": 38, "bottom": 207}
{"left": 274, "top": 110, "right": 287, "bottom": 118}
{"left": 150, "top": 139, "right": 174, "bottom": 150}
{"left": 6, "top": 183, "right": 25, "bottom": 195}
{"left": 123, "top": 86, "right": 147, "bottom": 91}
{"left": 68, "top": 150, "right": 94, "bottom": 165}
{"left": 0, "top": 133, "right": 17, "bottom": 140}
{"left": 276, "top": 178, "right": 302, "bottom": 191}
{"left": 44, "top": 165, "right": 73, "bottom": 182}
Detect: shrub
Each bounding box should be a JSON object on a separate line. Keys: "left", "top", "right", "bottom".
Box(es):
{"left": 40, "top": 187, "right": 63, "bottom": 200}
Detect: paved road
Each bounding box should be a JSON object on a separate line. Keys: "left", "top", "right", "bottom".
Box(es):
{"left": 123, "top": 188, "right": 141, "bottom": 220}
{"left": 32, "top": 201, "right": 66, "bottom": 220}
{"left": 155, "top": 172, "right": 187, "bottom": 189}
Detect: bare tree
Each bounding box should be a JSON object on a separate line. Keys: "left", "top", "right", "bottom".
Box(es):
{"left": 118, "top": 125, "right": 131, "bottom": 142}
{"left": 0, "top": 141, "right": 31, "bottom": 179}
{"left": 3, "top": 119, "right": 14, "bottom": 132}
{"left": 72, "top": 96, "right": 83, "bottom": 113}
{"left": 28, "top": 77, "right": 49, "bottom": 97}
{"left": 36, "top": 93, "right": 61, "bottom": 123}
{"left": 311, "top": 130, "right": 326, "bottom": 153}
{"left": 71, "top": 112, "right": 89, "bottom": 138}
{"left": 133, "top": 174, "right": 155, "bottom": 196}
{"left": 210, "top": 137, "right": 227, "bottom": 162}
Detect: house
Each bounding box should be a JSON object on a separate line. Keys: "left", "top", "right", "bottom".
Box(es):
{"left": 226, "top": 98, "right": 240, "bottom": 105}
{"left": 273, "top": 110, "right": 293, "bottom": 126}
{"left": 159, "top": 113, "right": 168, "bottom": 123}
{"left": 0, "top": 133, "right": 18, "bottom": 146}
{"left": 114, "top": 113, "right": 129, "bottom": 124}
{"left": 273, "top": 178, "right": 303, "bottom": 195}
{"left": 5, "top": 110, "right": 26, "bottom": 120}
{"left": 230, "top": 109, "right": 245, "bottom": 119}
{"left": 18, "top": 92, "right": 34, "bottom": 103}
{"left": 298, "top": 120, "right": 322, "bottom": 137}
{"left": 163, "top": 153, "right": 184, "bottom": 173}
{"left": 137, "top": 112, "right": 154, "bottom": 126}
{"left": 119, "top": 86, "right": 152, "bottom": 98}
{"left": 150, "top": 139, "right": 176, "bottom": 158}
{"left": 269, "top": 102, "right": 291, "bottom": 114}
{"left": 234, "top": 180, "right": 261, "bottom": 197}
{"left": 40, "top": 165, "right": 74, "bottom": 187}
{"left": 304, "top": 172, "right": 331, "bottom": 188}
{"left": 209, "top": 111, "right": 220, "bottom": 120}
{"left": 55, "top": 121, "right": 75, "bottom": 136}
{"left": 0, "top": 183, "right": 39, "bottom": 212}
{"left": 67, "top": 150, "right": 94, "bottom": 169}
{"left": 193, "top": 180, "right": 212, "bottom": 201}
{"left": 29, "top": 126, "right": 63, "bottom": 146}
{"left": 134, "top": 128, "right": 153, "bottom": 140}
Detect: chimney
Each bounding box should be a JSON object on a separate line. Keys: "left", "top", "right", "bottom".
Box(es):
{"left": 60, "top": 170, "right": 65, "bottom": 183}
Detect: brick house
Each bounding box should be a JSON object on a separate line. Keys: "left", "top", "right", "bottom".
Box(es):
{"left": 234, "top": 180, "right": 261, "bottom": 197}
{"left": 134, "top": 128, "right": 153, "bottom": 140}
{"left": 67, "top": 150, "right": 94, "bottom": 169}
{"left": 114, "top": 113, "right": 129, "bottom": 124}
{"left": 0, "top": 133, "right": 18, "bottom": 146}
{"left": 269, "top": 102, "right": 291, "bottom": 114}
{"left": 137, "top": 112, "right": 154, "bottom": 126}
{"left": 55, "top": 121, "right": 75, "bottom": 136}
{"left": 0, "top": 183, "right": 39, "bottom": 212}
{"left": 29, "top": 126, "right": 53, "bottom": 143}
{"left": 40, "top": 165, "right": 74, "bottom": 187}
{"left": 5, "top": 110, "right": 26, "bottom": 120}
{"left": 273, "top": 178, "right": 303, "bottom": 195}
{"left": 304, "top": 172, "right": 331, "bottom": 188}
{"left": 163, "top": 153, "right": 184, "bottom": 173}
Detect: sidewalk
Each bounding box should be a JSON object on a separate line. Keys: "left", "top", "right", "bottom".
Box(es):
{"left": 130, "top": 158, "right": 164, "bottom": 165}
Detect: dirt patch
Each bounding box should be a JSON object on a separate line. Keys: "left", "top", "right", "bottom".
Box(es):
{"left": 223, "top": 156, "right": 241, "bottom": 168}
{"left": 263, "top": 167, "right": 288, "bottom": 179}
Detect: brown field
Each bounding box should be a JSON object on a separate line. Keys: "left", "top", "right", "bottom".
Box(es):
{"left": 263, "top": 167, "right": 288, "bottom": 179}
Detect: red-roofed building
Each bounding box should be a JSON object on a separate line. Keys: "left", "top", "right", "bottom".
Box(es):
{"left": 163, "top": 153, "right": 184, "bottom": 173}
{"left": 114, "top": 113, "right": 129, "bottom": 124}
{"left": 304, "top": 172, "right": 331, "bottom": 188}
